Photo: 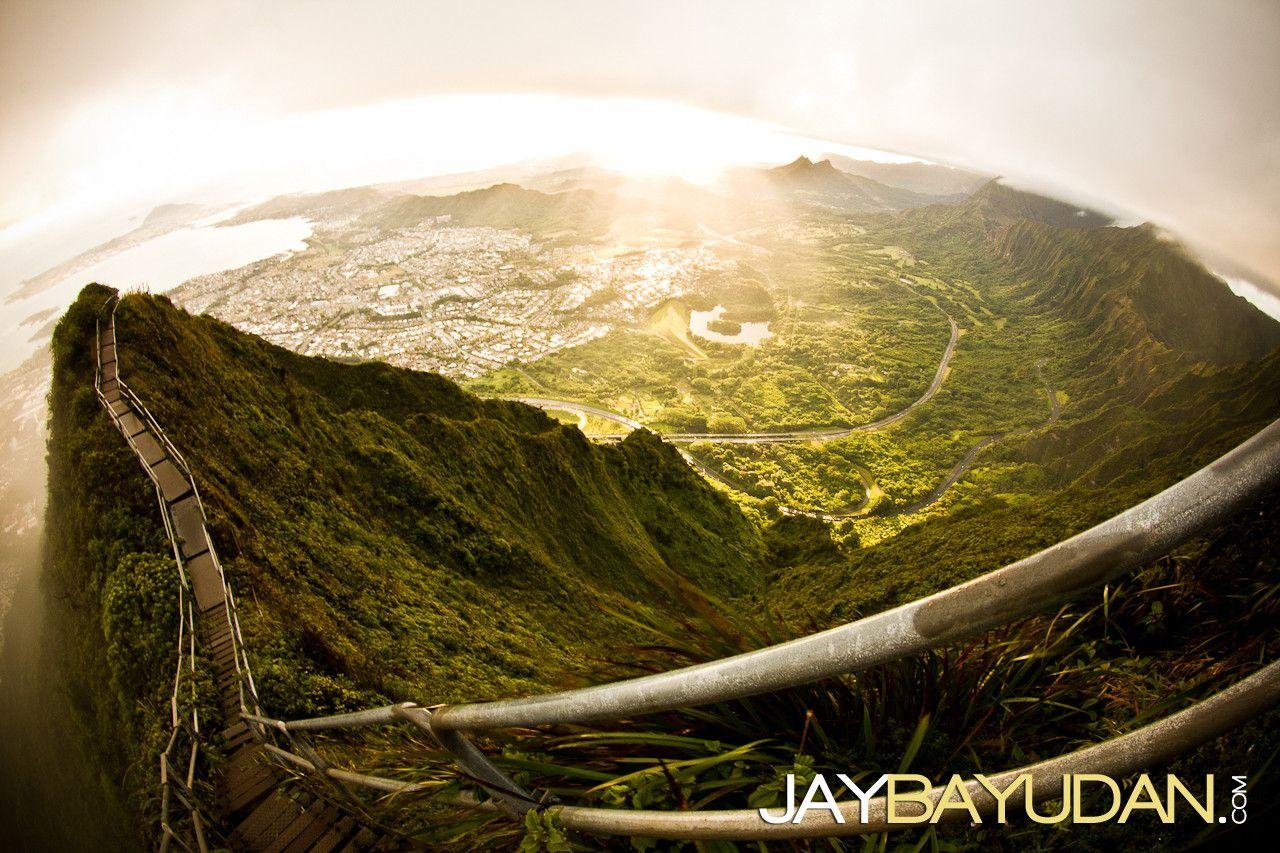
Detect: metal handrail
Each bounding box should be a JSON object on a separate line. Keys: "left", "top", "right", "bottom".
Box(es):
{"left": 544, "top": 656, "right": 1280, "bottom": 839}
{"left": 423, "top": 415, "right": 1280, "bottom": 732}
{"left": 98, "top": 298, "right": 214, "bottom": 852}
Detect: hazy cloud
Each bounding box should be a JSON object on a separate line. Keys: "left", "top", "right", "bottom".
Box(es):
{"left": 1, "top": 0, "right": 1277, "bottom": 287}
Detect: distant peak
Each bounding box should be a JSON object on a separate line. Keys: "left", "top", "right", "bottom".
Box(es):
{"left": 781, "top": 156, "right": 836, "bottom": 171}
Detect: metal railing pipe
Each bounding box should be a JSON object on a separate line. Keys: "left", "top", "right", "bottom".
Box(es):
{"left": 253, "top": 703, "right": 416, "bottom": 732}
{"left": 548, "top": 657, "right": 1280, "bottom": 839}
{"left": 430, "top": 417, "right": 1280, "bottom": 732}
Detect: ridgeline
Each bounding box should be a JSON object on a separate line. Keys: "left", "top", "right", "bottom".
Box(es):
{"left": 36, "top": 178, "right": 1280, "bottom": 849}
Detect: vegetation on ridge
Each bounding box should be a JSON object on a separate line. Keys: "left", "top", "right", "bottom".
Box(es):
{"left": 40, "top": 173, "right": 1280, "bottom": 850}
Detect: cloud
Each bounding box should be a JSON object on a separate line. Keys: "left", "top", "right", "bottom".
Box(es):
{"left": 2, "top": 0, "right": 1277, "bottom": 287}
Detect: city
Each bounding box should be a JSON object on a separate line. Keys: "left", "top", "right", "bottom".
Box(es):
{"left": 176, "top": 215, "right": 730, "bottom": 377}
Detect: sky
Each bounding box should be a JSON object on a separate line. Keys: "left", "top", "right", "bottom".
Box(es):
{"left": 1, "top": 0, "right": 1278, "bottom": 291}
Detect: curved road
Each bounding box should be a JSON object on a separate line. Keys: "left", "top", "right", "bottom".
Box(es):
{"left": 690, "top": 357, "right": 1057, "bottom": 522}
{"left": 508, "top": 315, "right": 960, "bottom": 446}
{"left": 509, "top": 311, "right": 961, "bottom": 520}
{"left": 893, "top": 359, "right": 1061, "bottom": 517}
{"left": 509, "top": 304, "right": 1058, "bottom": 522}
{"left": 506, "top": 398, "right": 644, "bottom": 432}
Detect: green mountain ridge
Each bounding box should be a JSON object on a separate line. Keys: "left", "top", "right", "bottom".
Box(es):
{"left": 873, "top": 180, "right": 1280, "bottom": 366}
{"left": 36, "top": 177, "right": 1280, "bottom": 848}
{"left": 965, "top": 179, "right": 1111, "bottom": 228}
{"left": 996, "top": 219, "right": 1280, "bottom": 364}
{"left": 43, "top": 284, "right": 769, "bottom": 836}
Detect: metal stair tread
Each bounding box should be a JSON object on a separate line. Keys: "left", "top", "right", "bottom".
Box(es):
{"left": 277, "top": 805, "right": 345, "bottom": 853}
{"left": 233, "top": 791, "right": 308, "bottom": 849}
{"left": 308, "top": 817, "right": 358, "bottom": 853}
{"left": 150, "top": 457, "right": 193, "bottom": 501}
{"left": 259, "top": 797, "right": 336, "bottom": 853}
{"left": 116, "top": 411, "right": 145, "bottom": 437}
{"left": 170, "top": 494, "right": 210, "bottom": 559}
{"left": 185, "top": 551, "right": 224, "bottom": 612}
{"left": 132, "top": 430, "right": 168, "bottom": 467}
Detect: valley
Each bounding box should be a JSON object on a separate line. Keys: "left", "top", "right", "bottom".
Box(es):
{"left": 151, "top": 161, "right": 1280, "bottom": 558}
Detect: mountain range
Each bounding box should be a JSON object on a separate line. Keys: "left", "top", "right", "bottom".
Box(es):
{"left": 16, "top": 161, "right": 1280, "bottom": 849}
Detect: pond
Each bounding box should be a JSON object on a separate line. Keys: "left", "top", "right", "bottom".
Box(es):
{"left": 689, "top": 304, "right": 774, "bottom": 345}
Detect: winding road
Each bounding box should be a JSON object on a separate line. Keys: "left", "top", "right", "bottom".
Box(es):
{"left": 508, "top": 316, "right": 960, "bottom": 446}
{"left": 508, "top": 292, "right": 1058, "bottom": 522}
{"left": 893, "top": 358, "right": 1061, "bottom": 517}
{"left": 508, "top": 311, "right": 960, "bottom": 520}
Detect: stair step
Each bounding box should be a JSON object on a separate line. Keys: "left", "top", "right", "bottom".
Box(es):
{"left": 203, "top": 620, "right": 233, "bottom": 638}
{"left": 222, "top": 720, "right": 250, "bottom": 739}
{"left": 222, "top": 727, "right": 255, "bottom": 751}
{"left": 214, "top": 665, "right": 241, "bottom": 689}
{"left": 278, "top": 805, "right": 345, "bottom": 853}
{"left": 309, "top": 817, "right": 357, "bottom": 853}
{"left": 338, "top": 827, "right": 379, "bottom": 852}
{"left": 117, "top": 412, "right": 145, "bottom": 437}
{"left": 212, "top": 654, "right": 239, "bottom": 676}
{"left": 207, "top": 634, "right": 235, "bottom": 655}
{"left": 224, "top": 763, "right": 276, "bottom": 813}
{"left": 132, "top": 430, "right": 167, "bottom": 467}
{"left": 233, "top": 791, "right": 306, "bottom": 848}
{"left": 263, "top": 800, "right": 339, "bottom": 853}
{"left": 186, "top": 551, "right": 224, "bottom": 612}
{"left": 151, "top": 458, "right": 193, "bottom": 502}
{"left": 170, "top": 494, "right": 210, "bottom": 559}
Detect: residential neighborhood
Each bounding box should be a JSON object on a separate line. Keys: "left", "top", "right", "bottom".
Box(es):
{"left": 175, "top": 216, "right": 727, "bottom": 377}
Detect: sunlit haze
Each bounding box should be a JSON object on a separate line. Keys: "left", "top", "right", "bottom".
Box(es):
{"left": 2, "top": 0, "right": 1277, "bottom": 293}
{"left": 6, "top": 94, "right": 917, "bottom": 230}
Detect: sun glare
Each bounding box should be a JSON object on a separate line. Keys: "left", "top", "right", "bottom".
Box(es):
{"left": 19, "top": 92, "right": 920, "bottom": 237}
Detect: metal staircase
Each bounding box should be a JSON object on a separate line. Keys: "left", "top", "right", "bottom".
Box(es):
{"left": 96, "top": 297, "right": 403, "bottom": 852}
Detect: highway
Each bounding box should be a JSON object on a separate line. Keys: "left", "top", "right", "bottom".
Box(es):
{"left": 508, "top": 315, "right": 960, "bottom": 446}
{"left": 895, "top": 358, "right": 1061, "bottom": 516}
{"left": 506, "top": 299, "right": 1058, "bottom": 522}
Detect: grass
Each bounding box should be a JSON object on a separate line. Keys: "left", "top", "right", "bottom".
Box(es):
{"left": 293, "top": 485, "right": 1280, "bottom": 851}
{"left": 471, "top": 198, "right": 1280, "bottom": 559}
